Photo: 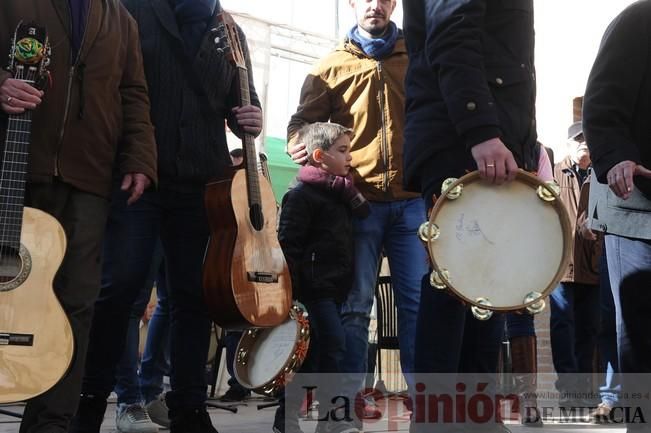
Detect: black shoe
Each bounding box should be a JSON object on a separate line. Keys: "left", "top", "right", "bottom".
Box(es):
{"left": 219, "top": 385, "right": 251, "bottom": 402}
{"left": 69, "top": 394, "right": 108, "bottom": 433}
{"left": 521, "top": 405, "right": 543, "bottom": 427}
{"left": 169, "top": 407, "right": 217, "bottom": 433}
{"left": 272, "top": 407, "right": 304, "bottom": 433}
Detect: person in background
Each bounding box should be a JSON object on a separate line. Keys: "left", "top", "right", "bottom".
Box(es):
{"left": 112, "top": 245, "right": 170, "bottom": 432}
{"left": 0, "top": 2, "right": 157, "bottom": 432}
{"left": 287, "top": 1, "right": 427, "bottom": 423}
{"left": 69, "top": 2, "right": 263, "bottom": 433}
{"left": 550, "top": 122, "right": 601, "bottom": 409}
{"left": 583, "top": 2, "right": 651, "bottom": 430}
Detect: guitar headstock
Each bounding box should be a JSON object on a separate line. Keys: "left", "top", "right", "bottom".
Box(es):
{"left": 6, "top": 21, "right": 50, "bottom": 88}
{"left": 213, "top": 11, "right": 246, "bottom": 70}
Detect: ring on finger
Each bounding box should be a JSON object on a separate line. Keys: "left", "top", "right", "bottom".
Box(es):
{"left": 486, "top": 163, "right": 495, "bottom": 168}
{"left": 6, "top": 96, "right": 12, "bottom": 104}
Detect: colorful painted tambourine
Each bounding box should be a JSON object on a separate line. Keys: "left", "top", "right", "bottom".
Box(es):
{"left": 234, "top": 302, "right": 310, "bottom": 395}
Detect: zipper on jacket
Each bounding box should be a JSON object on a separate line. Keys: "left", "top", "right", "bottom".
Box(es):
{"left": 55, "top": 66, "right": 76, "bottom": 176}
{"left": 311, "top": 252, "right": 316, "bottom": 281}
{"left": 55, "top": 1, "right": 91, "bottom": 177}
{"left": 376, "top": 61, "right": 389, "bottom": 193}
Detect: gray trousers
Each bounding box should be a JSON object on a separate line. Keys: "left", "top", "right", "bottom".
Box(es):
{"left": 19, "top": 180, "right": 109, "bottom": 433}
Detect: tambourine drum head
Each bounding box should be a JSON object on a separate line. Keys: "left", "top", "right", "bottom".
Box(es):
{"left": 429, "top": 172, "right": 570, "bottom": 310}
{"left": 235, "top": 318, "right": 298, "bottom": 389}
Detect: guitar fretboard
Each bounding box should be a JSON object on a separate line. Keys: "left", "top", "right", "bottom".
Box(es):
{"left": 238, "top": 67, "right": 262, "bottom": 210}
{"left": 0, "top": 110, "right": 31, "bottom": 251}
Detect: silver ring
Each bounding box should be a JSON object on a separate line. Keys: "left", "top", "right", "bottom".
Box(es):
{"left": 486, "top": 164, "right": 495, "bottom": 168}
{"left": 6, "top": 96, "right": 12, "bottom": 104}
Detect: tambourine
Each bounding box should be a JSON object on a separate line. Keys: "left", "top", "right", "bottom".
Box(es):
{"left": 419, "top": 170, "right": 572, "bottom": 320}
{"left": 234, "top": 302, "right": 310, "bottom": 395}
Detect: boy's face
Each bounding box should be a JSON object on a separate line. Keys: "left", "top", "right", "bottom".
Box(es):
{"left": 321, "top": 134, "right": 353, "bottom": 176}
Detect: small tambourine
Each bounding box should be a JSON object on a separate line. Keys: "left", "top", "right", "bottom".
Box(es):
{"left": 234, "top": 302, "right": 310, "bottom": 395}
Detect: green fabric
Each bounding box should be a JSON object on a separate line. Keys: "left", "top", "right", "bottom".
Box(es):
{"left": 264, "top": 136, "right": 298, "bottom": 202}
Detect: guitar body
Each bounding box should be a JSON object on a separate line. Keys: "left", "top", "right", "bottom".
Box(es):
{"left": 204, "top": 169, "right": 291, "bottom": 328}
{"left": 0, "top": 207, "right": 72, "bottom": 403}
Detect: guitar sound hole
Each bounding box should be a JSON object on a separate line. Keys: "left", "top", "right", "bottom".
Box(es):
{"left": 250, "top": 203, "right": 264, "bottom": 231}
{"left": 0, "top": 246, "right": 22, "bottom": 283}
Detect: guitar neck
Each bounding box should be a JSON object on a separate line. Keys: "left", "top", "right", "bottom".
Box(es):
{"left": 0, "top": 111, "right": 31, "bottom": 250}
{"left": 237, "top": 67, "right": 261, "bottom": 207}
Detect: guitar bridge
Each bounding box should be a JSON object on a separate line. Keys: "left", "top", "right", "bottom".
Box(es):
{"left": 0, "top": 332, "right": 34, "bottom": 346}
{"left": 246, "top": 272, "right": 278, "bottom": 283}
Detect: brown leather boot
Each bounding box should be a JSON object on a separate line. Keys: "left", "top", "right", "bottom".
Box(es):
{"left": 510, "top": 335, "right": 543, "bottom": 427}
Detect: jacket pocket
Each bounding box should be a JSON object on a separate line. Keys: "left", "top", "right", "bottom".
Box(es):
{"left": 485, "top": 66, "right": 530, "bottom": 88}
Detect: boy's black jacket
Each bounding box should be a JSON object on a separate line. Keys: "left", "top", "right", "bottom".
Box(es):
{"left": 278, "top": 182, "right": 354, "bottom": 303}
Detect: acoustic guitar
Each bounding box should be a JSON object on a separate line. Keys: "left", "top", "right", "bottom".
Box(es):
{"left": 0, "top": 22, "right": 73, "bottom": 403}
{"left": 203, "top": 12, "right": 291, "bottom": 329}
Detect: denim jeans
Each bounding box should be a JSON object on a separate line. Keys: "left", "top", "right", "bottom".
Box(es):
{"left": 224, "top": 330, "right": 246, "bottom": 390}
{"left": 597, "top": 250, "right": 620, "bottom": 407}
{"left": 80, "top": 185, "right": 212, "bottom": 411}
{"left": 340, "top": 198, "right": 427, "bottom": 398}
{"left": 140, "top": 266, "right": 170, "bottom": 403}
{"left": 114, "top": 245, "right": 168, "bottom": 405}
{"left": 279, "top": 299, "right": 346, "bottom": 419}
{"left": 549, "top": 281, "right": 600, "bottom": 392}
{"left": 605, "top": 235, "right": 651, "bottom": 428}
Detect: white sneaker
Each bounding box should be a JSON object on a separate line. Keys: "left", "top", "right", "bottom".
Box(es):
{"left": 116, "top": 403, "right": 159, "bottom": 433}
{"left": 145, "top": 394, "right": 170, "bottom": 428}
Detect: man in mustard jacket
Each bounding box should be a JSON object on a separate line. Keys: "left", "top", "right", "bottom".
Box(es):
{"left": 287, "top": 0, "right": 427, "bottom": 428}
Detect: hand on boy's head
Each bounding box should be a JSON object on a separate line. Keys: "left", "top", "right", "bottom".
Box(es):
{"left": 288, "top": 142, "right": 309, "bottom": 166}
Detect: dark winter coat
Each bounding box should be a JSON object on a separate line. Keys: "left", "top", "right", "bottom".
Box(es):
{"left": 402, "top": 0, "right": 538, "bottom": 192}
{"left": 278, "top": 182, "right": 354, "bottom": 303}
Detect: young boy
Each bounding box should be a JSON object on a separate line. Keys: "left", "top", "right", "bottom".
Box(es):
{"left": 275, "top": 122, "right": 368, "bottom": 433}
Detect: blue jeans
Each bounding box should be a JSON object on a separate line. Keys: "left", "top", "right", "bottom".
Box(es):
{"left": 341, "top": 198, "right": 427, "bottom": 395}
{"left": 598, "top": 250, "right": 620, "bottom": 407}
{"left": 140, "top": 265, "right": 170, "bottom": 403}
{"left": 605, "top": 235, "right": 651, "bottom": 429}
{"left": 279, "top": 299, "right": 346, "bottom": 418}
{"left": 549, "top": 281, "right": 600, "bottom": 392}
{"left": 114, "top": 248, "right": 169, "bottom": 405}
{"left": 224, "top": 331, "right": 246, "bottom": 390}
{"left": 81, "top": 186, "right": 213, "bottom": 411}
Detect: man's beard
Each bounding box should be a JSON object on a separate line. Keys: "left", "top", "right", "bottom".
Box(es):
{"left": 361, "top": 21, "right": 388, "bottom": 37}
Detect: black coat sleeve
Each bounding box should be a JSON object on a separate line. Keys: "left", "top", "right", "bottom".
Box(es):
{"left": 423, "top": 0, "right": 501, "bottom": 147}
{"left": 583, "top": 5, "right": 646, "bottom": 182}
{"left": 278, "top": 189, "right": 312, "bottom": 300}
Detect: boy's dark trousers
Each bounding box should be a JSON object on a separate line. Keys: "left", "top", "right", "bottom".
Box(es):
{"left": 278, "top": 298, "right": 346, "bottom": 422}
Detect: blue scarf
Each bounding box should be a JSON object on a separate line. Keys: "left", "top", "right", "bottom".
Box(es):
{"left": 172, "top": 0, "right": 218, "bottom": 58}
{"left": 346, "top": 22, "right": 398, "bottom": 59}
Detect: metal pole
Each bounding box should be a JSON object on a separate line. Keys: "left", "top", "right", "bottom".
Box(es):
{"left": 334, "top": 0, "right": 340, "bottom": 38}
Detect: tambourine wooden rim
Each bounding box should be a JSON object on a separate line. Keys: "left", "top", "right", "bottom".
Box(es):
{"left": 425, "top": 170, "right": 572, "bottom": 311}
{"left": 233, "top": 302, "right": 310, "bottom": 396}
